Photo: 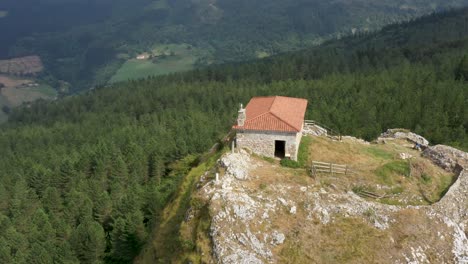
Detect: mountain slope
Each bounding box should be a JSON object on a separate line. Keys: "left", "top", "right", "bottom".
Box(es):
{"left": 2, "top": 0, "right": 468, "bottom": 91}
{"left": 191, "top": 137, "right": 467, "bottom": 263}
{"left": 0, "top": 8, "right": 467, "bottom": 263}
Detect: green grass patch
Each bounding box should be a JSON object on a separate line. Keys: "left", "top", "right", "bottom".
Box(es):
{"left": 110, "top": 43, "right": 209, "bottom": 83}
{"left": 280, "top": 158, "right": 301, "bottom": 168}
{"left": 364, "top": 146, "right": 393, "bottom": 160}
{"left": 36, "top": 84, "right": 57, "bottom": 97}
{"left": 363, "top": 208, "right": 376, "bottom": 219}
{"left": 378, "top": 198, "right": 406, "bottom": 206}
{"left": 110, "top": 57, "right": 194, "bottom": 82}
{"left": 320, "top": 179, "right": 332, "bottom": 188}
{"left": 262, "top": 156, "right": 276, "bottom": 163}
{"left": 436, "top": 174, "right": 455, "bottom": 200}
{"left": 281, "top": 136, "right": 313, "bottom": 168}
{"left": 352, "top": 185, "right": 377, "bottom": 194}
{"left": 280, "top": 240, "right": 310, "bottom": 263}
{"left": 420, "top": 173, "right": 432, "bottom": 184}
{"left": 317, "top": 217, "right": 386, "bottom": 263}
{"left": 297, "top": 136, "right": 312, "bottom": 166}
{"left": 390, "top": 186, "right": 404, "bottom": 194}
{"left": 0, "top": 10, "right": 8, "bottom": 18}
{"left": 255, "top": 51, "right": 270, "bottom": 58}
{"left": 375, "top": 160, "right": 410, "bottom": 185}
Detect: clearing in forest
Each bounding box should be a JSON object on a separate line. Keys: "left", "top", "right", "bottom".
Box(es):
{"left": 0, "top": 74, "right": 57, "bottom": 123}
{"left": 308, "top": 136, "right": 454, "bottom": 205}
{"left": 110, "top": 43, "right": 211, "bottom": 83}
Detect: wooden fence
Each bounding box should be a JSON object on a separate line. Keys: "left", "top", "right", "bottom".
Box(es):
{"left": 310, "top": 161, "right": 354, "bottom": 177}
{"left": 304, "top": 120, "right": 342, "bottom": 141}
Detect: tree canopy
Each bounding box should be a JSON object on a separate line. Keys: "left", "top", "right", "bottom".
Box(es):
{"left": 0, "top": 8, "right": 467, "bottom": 263}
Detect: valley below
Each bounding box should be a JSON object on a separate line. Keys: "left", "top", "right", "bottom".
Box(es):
{"left": 0, "top": 3, "right": 467, "bottom": 263}
{"left": 0, "top": 64, "right": 56, "bottom": 123}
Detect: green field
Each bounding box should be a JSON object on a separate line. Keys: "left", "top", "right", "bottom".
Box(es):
{"left": 255, "top": 51, "right": 270, "bottom": 58}
{"left": 0, "top": 83, "right": 57, "bottom": 124}
{"left": 0, "top": 11, "right": 8, "bottom": 18}
{"left": 110, "top": 44, "right": 209, "bottom": 83}
{"left": 36, "top": 84, "right": 57, "bottom": 97}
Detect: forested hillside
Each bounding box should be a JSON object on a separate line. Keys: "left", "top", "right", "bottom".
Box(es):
{"left": 2, "top": 0, "right": 468, "bottom": 91}
{"left": 0, "top": 9, "right": 468, "bottom": 263}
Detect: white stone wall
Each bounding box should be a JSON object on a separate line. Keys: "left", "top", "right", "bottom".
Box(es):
{"left": 236, "top": 130, "right": 301, "bottom": 160}
{"left": 295, "top": 130, "right": 303, "bottom": 157}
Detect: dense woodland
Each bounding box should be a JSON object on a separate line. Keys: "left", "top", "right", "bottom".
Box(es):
{"left": 0, "top": 9, "right": 468, "bottom": 263}
{"left": 2, "top": 0, "right": 468, "bottom": 90}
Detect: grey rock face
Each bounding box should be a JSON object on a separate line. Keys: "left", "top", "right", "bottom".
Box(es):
{"left": 208, "top": 151, "right": 273, "bottom": 264}
{"left": 379, "top": 129, "right": 429, "bottom": 147}
{"left": 204, "top": 139, "right": 468, "bottom": 264}
{"left": 220, "top": 149, "right": 255, "bottom": 180}
{"left": 398, "top": 153, "right": 413, "bottom": 160}
{"left": 427, "top": 145, "right": 468, "bottom": 263}
{"left": 303, "top": 124, "right": 328, "bottom": 136}
{"left": 423, "top": 145, "right": 468, "bottom": 172}
{"left": 341, "top": 136, "right": 370, "bottom": 145}
{"left": 271, "top": 231, "right": 285, "bottom": 245}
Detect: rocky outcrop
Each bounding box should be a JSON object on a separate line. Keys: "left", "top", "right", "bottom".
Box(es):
{"left": 205, "top": 151, "right": 401, "bottom": 263}
{"left": 202, "top": 137, "right": 468, "bottom": 264}
{"left": 303, "top": 123, "right": 328, "bottom": 136}
{"left": 379, "top": 128, "right": 429, "bottom": 147}
{"left": 220, "top": 149, "right": 255, "bottom": 180}
{"left": 308, "top": 190, "right": 399, "bottom": 229}
{"left": 341, "top": 136, "right": 370, "bottom": 145}
{"left": 398, "top": 152, "right": 413, "bottom": 160}
{"left": 435, "top": 170, "right": 468, "bottom": 223}
{"left": 433, "top": 170, "right": 468, "bottom": 260}
{"left": 423, "top": 145, "right": 468, "bottom": 172}
{"left": 205, "top": 150, "right": 278, "bottom": 263}
{"left": 427, "top": 145, "right": 468, "bottom": 263}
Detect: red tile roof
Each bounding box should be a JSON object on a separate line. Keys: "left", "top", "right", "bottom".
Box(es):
{"left": 233, "top": 96, "right": 308, "bottom": 132}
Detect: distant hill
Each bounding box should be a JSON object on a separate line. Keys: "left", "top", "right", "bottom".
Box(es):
{"left": 2, "top": 0, "right": 468, "bottom": 91}
{"left": 0, "top": 8, "right": 467, "bottom": 264}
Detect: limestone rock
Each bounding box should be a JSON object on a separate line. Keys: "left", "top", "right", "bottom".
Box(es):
{"left": 271, "top": 231, "right": 285, "bottom": 245}
{"left": 432, "top": 170, "right": 468, "bottom": 262}
{"left": 399, "top": 153, "right": 413, "bottom": 160}
{"left": 303, "top": 123, "right": 328, "bottom": 136}
{"left": 379, "top": 129, "right": 429, "bottom": 147}
{"left": 423, "top": 145, "right": 468, "bottom": 172}
{"left": 290, "top": 206, "right": 297, "bottom": 214}
{"left": 341, "top": 136, "right": 370, "bottom": 145}
{"left": 208, "top": 150, "right": 272, "bottom": 264}
{"left": 203, "top": 134, "right": 468, "bottom": 264}
{"left": 427, "top": 145, "right": 468, "bottom": 263}
{"left": 220, "top": 149, "right": 254, "bottom": 180}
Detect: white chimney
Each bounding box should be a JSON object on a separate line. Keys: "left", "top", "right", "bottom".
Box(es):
{"left": 237, "top": 103, "right": 246, "bottom": 127}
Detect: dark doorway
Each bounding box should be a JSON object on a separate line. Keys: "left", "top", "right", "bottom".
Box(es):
{"left": 275, "top": 140, "right": 286, "bottom": 158}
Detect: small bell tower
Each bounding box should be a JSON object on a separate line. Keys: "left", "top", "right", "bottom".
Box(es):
{"left": 237, "top": 104, "right": 246, "bottom": 127}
